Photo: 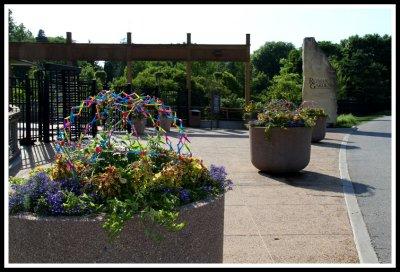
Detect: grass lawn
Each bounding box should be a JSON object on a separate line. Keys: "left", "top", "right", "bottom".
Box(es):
{"left": 335, "top": 113, "right": 386, "bottom": 128}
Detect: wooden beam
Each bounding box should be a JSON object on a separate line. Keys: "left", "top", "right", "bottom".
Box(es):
{"left": 126, "top": 32, "right": 132, "bottom": 84}
{"left": 66, "top": 32, "right": 73, "bottom": 66}
{"left": 66, "top": 32, "right": 72, "bottom": 44}
{"left": 186, "top": 33, "right": 192, "bottom": 118}
{"left": 9, "top": 42, "right": 250, "bottom": 62}
{"left": 245, "top": 34, "right": 251, "bottom": 104}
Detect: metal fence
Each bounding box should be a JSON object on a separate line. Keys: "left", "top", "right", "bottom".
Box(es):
{"left": 9, "top": 74, "right": 96, "bottom": 145}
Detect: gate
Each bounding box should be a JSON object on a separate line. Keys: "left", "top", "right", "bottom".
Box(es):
{"left": 9, "top": 66, "right": 96, "bottom": 145}
{"left": 47, "top": 69, "right": 93, "bottom": 141}
{"left": 9, "top": 76, "right": 41, "bottom": 145}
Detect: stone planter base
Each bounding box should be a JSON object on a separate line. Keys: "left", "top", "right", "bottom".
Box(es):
{"left": 9, "top": 195, "right": 224, "bottom": 263}
{"left": 311, "top": 116, "right": 327, "bottom": 142}
{"left": 160, "top": 116, "right": 172, "bottom": 132}
{"left": 250, "top": 127, "right": 312, "bottom": 173}
{"left": 133, "top": 119, "right": 146, "bottom": 135}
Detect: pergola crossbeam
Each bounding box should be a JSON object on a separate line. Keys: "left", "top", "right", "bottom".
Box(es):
{"left": 9, "top": 32, "right": 252, "bottom": 123}
{"left": 9, "top": 43, "right": 249, "bottom": 62}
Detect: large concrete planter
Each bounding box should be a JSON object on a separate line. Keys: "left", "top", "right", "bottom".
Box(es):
{"left": 160, "top": 115, "right": 172, "bottom": 132}
{"left": 133, "top": 119, "right": 146, "bottom": 135}
{"left": 9, "top": 195, "right": 224, "bottom": 263}
{"left": 311, "top": 116, "right": 327, "bottom": 142}
{"left": 9, "top": 106, "right": 21, "bottom": 163}
{"left": 250, "top": 127, "right": 312, "bottom": 173}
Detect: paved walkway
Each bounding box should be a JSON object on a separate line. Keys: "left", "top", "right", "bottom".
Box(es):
{"left": 9, "top": 127, "right": 360, "bottom": 263}
{"left": 186, "top": 128, "right": 359, "bottom": 263}
{"left": 347, "top": 116, "right": 392, "bottom": 263}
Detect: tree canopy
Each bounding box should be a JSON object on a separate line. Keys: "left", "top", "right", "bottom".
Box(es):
{"left": 8, "top": 10, "right": 391, "bottom": 115}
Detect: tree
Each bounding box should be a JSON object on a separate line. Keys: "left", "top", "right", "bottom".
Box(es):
{"left": 35, "top": 29, "right": 48, "bottom": 43}
{"left": 279, "top": 48, "right": 302, "bottom": 75}
{"left": 251, "top": 41, "right": 295, "bottom": 83}
{"left": 266, "top": 72, "right": 303, "bottom": 105}
{"left": 95, "top": 70, "right": 107, "bottom": 84}
{"left": 48, "top": 36, "right": 66, "bottom": 43}
{"left": 336, "top": 34, "right": 391, "bottom": 113}
{"left": 79, "top": 61, "right": 96, "bottom": 81}
{"left": 251, "top": 70, "right": 269, "bottom": 98}
{"left": 8, "top": 10, "right": 35, "bottom": 42}
{"left": 318, "top": 41, "right": 342, "bottom": 60}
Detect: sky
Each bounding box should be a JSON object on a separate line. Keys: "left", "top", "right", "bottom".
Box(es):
{"left": 7, "top": 4, "right": 394, "bottom": 54}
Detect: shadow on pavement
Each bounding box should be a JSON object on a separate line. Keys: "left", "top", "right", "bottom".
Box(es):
{"left": 326, "top": 127, "right": 391, "bottom": 138}
{"left": 351, "top": 129, "right": 391, "bottom": 138}
{"left": 166, "top": 130, "right": 249, "bottom": 139}
{"left": 9, "top": 142, "right": 57, "bottom": 176}
{"left": 326, "top": 127, "right": 355, "bottom": 134}
{"left": 258, "top": 170, "right": 375, "bottom": 196}
{"left": 312, "top": 141, "right": 360, "bottom": 150}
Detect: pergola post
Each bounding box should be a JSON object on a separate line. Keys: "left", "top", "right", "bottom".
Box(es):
{"left": 186, "top": 33, "right": 192, "bottom": 119}
{"left": 245, "top": 34, "right": 251, "bottom": 105}
{"left": 126, "top": 32, "right": 133, "bottom": 84}
{"left": 66, "top": 32, "right": 74, "bottom": 66}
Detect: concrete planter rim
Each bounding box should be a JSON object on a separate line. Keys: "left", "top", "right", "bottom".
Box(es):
{"left": 9, "top": 194, "right": 225, "bottom": 263}
{"left": 249, "top": 125, "right": 311, "bottom": 130}
{"left": 249, "top": 126, "right": 312, "bottom": 173}
{"left": 9, "top": 194, "right": 223, "bottom": 222}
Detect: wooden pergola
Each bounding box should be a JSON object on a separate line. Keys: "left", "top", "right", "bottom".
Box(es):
{"left": 9, "top": 32, "right": 252, "bottom": 114}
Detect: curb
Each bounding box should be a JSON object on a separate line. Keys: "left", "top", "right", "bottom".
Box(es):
{"left": 339, "top": 129, "right": 379, "bottom": 263}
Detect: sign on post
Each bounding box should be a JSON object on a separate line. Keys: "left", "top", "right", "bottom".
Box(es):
{"left": 212, "top": 93, "right": 220, "bottom": 114}
{"left": 210, "top": 92, "right": 220, "bottom": 129}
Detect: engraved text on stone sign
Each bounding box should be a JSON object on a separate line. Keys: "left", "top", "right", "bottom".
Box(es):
{"left": 308, "top": 77, "right": 331, "bottom": 89}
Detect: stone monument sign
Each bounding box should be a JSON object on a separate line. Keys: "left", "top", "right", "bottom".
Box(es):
{"left": 302, "top": 37, "right": 338, "bottom": 124}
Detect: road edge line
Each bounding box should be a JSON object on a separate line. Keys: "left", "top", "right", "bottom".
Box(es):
{"left": 339, "top": 131, "right": 379, "bottom": 263}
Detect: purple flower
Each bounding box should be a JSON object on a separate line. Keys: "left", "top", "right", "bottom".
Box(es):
{"left": 9, "top": 172, "right": 64, "bottom": 214}
{"left": 209, "top": 165, "right": 234, "bottom": 190}
{"left": 210, "top": 165, "right": 227, "bottom": 182}
{"left": 224, "top": 179, "right": 234, "bottom": 190}
{"left": 9, "top": 193, "right": 25, "bottom": 214}
{"left": 60, "top": 178, "right": 82, "bottom": 195}
{"left": 163, "top": 188, "right": 173, "bottom": 194}
{"left": 202, "top": 185, "right": 213, "bottom": 193}
{"left": 47, "top": 191, "right": 64, "bottom": 215}
{"left": 179, "top": 189, "right": 190, "bottom": 203}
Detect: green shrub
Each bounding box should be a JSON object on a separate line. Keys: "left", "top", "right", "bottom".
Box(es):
{"left": 335, "top": 114, "right": 358, "bottom": 127}
{"left": 9, "top": 176, "right": 28, "bottom": 185}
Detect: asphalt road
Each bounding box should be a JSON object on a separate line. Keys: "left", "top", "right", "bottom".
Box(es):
{"left": 346, "top": 116, "right": 392, "bottom": 263}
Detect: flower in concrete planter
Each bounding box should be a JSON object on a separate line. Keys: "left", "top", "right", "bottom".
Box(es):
{"left": 249, "top": 99, "right": 315, "bottom": 139}
{"left": 248, "top": 100, "right": 315, "bottom": 173}
{"left": 299, "top": 103, "right": 329, "bottom": 142}
{"left": 9, "top": 90, "right": 233, "bottom": 241}
{"left": 299, "top": 107, "right": 328, "bottom": 120}
{"left": 243, "top": 100, "right": 263, "bottom": 122}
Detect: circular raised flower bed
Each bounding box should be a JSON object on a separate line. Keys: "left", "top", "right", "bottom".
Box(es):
{"left": 311, "top": 116, "right": 327, "bottom": 142}
{"left": 250, "top": 126, "right": 312, "bottom": 173}
{"left": 9, "top": 195, "right": 224, "bottom": 263}
{"left": 8, "top": 90, "right": 233, "bottom": 264}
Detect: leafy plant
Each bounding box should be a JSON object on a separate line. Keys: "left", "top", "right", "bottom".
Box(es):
{"left": 335, "top": 114, "right": 358, "bottom": 128}
{"left": 299, "top": 103, "right": 328, "bottom": 122}
{"left": 9, "top": 90, "right": 233, "bottom": 242}
{"left": 249, "top": 99, "right": 315, "bottom": 139}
